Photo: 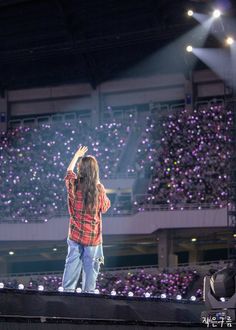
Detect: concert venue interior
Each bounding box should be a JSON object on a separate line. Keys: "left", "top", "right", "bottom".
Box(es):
{"left": 0, "top": 0, "right": 236, "bottom": 328}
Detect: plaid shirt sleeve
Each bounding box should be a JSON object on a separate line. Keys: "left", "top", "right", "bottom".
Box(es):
{"left": 64, "top": 170, "right": 77, "bottom": 194}
{"left": 98, "top": 183, "right": 111, "bottom": 213}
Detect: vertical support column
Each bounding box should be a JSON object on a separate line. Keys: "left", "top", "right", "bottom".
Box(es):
{"left": 188, "top": 248, "right": 202, "bottom": 264}
{"left": 157, "top": 229, "right": 177, "bottom": 268}
{"left": 185, "top": 73, "right": 193, "bottom": 112}
{"left": 0, "top": 92, "right": 8, "bottom": 133}
{"left": 90, "top": 87, "right": 100, "bottom": 126}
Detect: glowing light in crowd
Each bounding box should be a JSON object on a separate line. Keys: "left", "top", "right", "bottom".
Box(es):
{"left": 191, "top": 238, "right": 197, "bottom": 242}
{"left": 0, "top": 269, "right": 200, "bottom": 299}
{"left": 176, "top": 294, "right": 182, "bottom": 300}
{"left": 9, "top": 251, "right": 14, "bottom": 255}
{"left": 18, "top": 284, "right": 24, "bottom": 290}
{"left": 190, "top": 296, "right": 196, "bottom": 301}
{"left": 38, "top": 285, "right": 44, "bottom": 291}
{"left": 0, "top": 283, "right": 4, "bottom": 289}
{"left": 94, "top": 289, "right": 100, "bottom": 294}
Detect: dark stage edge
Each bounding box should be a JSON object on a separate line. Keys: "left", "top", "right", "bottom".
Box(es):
{"left": 0, "top": 288, "right": 207, "bottom": 329}
{"left": 0, "top": 317, "right": 208, "bottom": 330}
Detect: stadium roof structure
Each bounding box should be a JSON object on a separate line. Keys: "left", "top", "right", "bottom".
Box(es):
{"left": 0, "top": 0, "right": 235, "bottom": 90}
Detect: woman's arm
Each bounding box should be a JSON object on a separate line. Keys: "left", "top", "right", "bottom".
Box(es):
{"left": 67, "top": 146, "right": 88, "bottom": 172}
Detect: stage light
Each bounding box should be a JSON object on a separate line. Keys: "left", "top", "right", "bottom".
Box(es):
{"left": 212, "top": 9, "right": 221, "bottom": 18}
{"left": 161, "top": 293, "right": 167, "bottom": 299}
{"left": 176, "top": 294, "right": 182, "bottom": 300}
{"left": 18, "top": 284, "right": 24, "bottom": 290}
{"left": 58, "top": 286, "right": 64, "bottom": 292}
{"left": 145, "top": 292, "right": 151, "bottom": 298}
{"left": 226, "top": 36, "right": 234, "bottom": 46}
{"left": 191, "top": 238, "right": 197, "bottom": 242}
{"left": 190, "top": 295, "right": 196, "bottom": 301}
{"left": 38, "top": 285, "right": 44, "bottom": 291}
{"left": 111, "top": 290, "right": 116, "bottom": 296}
{"left": 202, "top": 267, "right": 236, "bottom": 321}
{"left": 186, "top": 45, "right": 193, "bottom": 53}
{"left": 210, "top": 268, "right": 235, "bottom": 298}
{"left": 128, "top": 291, "right": 134, "bottom": 297}
{"left": 0, "top": 282, "right": 4, "bottom": 289}
{"left": 76, "top": 287, "right": 82, "bottom": 293}
{"left": 187, "top": 10, "right": 193, "bottom": 17}
{"left": 9, "top": 251, "right": 14, "bottom": 255}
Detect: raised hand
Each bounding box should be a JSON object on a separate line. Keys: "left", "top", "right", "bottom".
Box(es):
{"left": 67, "top": 146, "right": 88, "bottom": 172}
{"left": 75, "top": 146, "right": 88, "bottom": 158}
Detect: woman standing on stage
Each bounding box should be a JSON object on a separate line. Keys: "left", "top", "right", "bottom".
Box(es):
{"left": 62, "top": 146, "right": 111, "bottom": 292}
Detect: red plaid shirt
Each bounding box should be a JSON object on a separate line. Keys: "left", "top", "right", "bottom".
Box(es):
{"left": 64, "top": 170, "right": 110, "bottom": 246}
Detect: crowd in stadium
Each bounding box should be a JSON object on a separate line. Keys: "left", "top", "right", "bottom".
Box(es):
{"left": 134, "top": 104, "right": 232, "bottom": 209}
{"left": 0, "top": 103, "right": 233, "bottom": 221}
{"left": 0, "top": 268, "right": 199, "bottom": 299}
{"left": 0, "top": 118, "right": 131, "bottom": 222}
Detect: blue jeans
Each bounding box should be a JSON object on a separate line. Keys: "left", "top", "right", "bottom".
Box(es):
{"left": 62, "top": 238, "right": 104, "bottom": 292}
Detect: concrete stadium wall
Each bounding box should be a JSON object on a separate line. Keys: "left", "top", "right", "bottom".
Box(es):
{"left": 0, "top": 208, "right": 227, "bottom": 241}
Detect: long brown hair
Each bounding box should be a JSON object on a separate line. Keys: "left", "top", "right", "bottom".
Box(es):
{"left": 72, "top": 155, "right": 100, "bottom": 211}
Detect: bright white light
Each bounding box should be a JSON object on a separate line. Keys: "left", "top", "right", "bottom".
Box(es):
{"left": 213, "top": 9, "right": 221, "bottom": 18}
{"left": 161, "top": 293, "right": 167, "bottom": 299}
{"left": 58, "top": 286, "right": 64, "bottom": 292}
{"left": 111, "top": 290, "right": 116, "bottom": 296}
{"left": 187, "top": 10, "right": 193, "bottom": 17}
{"left": 38, "top": 285, "right": 44, "bottom": 291}
{"left": 18, "top": 284, "right": 24, "bottom": 290}
{"left": 0, "top": 282, "right": 4, "bottom": 289}
{"left": 220, "top": 297, "right": 226, "bottom": 302}
{"left": 145, "top": 292, "right": 151, "bottom": 298}
{"left": 186, "top": 45, "right": 193, "bottom": 53}
{"left": 76, "top": 287, "right": 82, "bottom": 293}
{"left": 190, "top": 295, "right": 196, "bottom": 301}
{"left": 128, "top": 291, "right": 134, "bottom": 297}
{"left": 94, "top": 289, "right": 100, "bottom": 294}
{"left": 226, "top": 36, "right": 234, "bottom": 45}
{"left": 176, "top": 294, "right": 182, "bottom": 300}
{"left": 9, "top": 251, "right": 14, "bottom": 255}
